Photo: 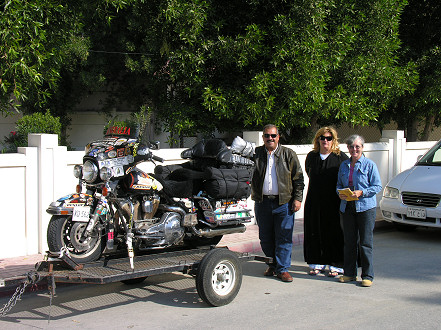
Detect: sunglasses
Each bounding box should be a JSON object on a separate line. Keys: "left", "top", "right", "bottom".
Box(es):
{"left": 319, "top": 135, "right": 333, "bottom": 141}
{"left": 264, "top": 134, "right": 278, "bottom": 138}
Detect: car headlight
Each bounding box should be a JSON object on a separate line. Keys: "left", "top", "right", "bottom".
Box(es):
{"left": 383, "top": 186, "right": 400, "bottom": 199}
{"left": 100, "top": 167, "right": 113, "bottom": 181}
{"left": 83, "top": 160, "right": 98, "bottom": 183}
{"left": 73, "top": 165, "right": 83, "bottom": 179}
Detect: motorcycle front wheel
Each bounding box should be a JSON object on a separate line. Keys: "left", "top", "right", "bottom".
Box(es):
{"left": 47, "top": 215, "right": 104, "bottom": 264}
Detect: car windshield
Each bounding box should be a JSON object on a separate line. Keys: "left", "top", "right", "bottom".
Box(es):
{"left": 417, "top": 140, "right": 441, "bottom": 166}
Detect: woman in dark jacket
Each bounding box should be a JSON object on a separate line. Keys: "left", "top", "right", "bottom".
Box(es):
{"left": 303, "top": 127, "right": 348, "bottom": 277}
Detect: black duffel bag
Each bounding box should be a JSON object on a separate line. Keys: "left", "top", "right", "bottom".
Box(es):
{"left": 204, "top": 167, "right": 251, "bottom": 199}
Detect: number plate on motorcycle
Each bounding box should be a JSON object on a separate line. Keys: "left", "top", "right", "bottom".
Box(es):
{"left": 72, "top": 206, "right": 90, "bottom": 222}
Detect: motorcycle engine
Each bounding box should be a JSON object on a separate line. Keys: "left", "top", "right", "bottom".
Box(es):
{"left": 135, "top": 211, "right": 184, "bottom": 248}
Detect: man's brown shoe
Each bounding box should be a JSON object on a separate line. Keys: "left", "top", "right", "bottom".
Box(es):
{"left": 277, "top": 272, "right": 293, "bottom": 282}
{"left": 264, "top": 267, "right": 275, "bottom": 276}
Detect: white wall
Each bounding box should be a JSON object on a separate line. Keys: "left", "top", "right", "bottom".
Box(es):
{"left": 0, "top": 130, "right": 434, "bottom": 259}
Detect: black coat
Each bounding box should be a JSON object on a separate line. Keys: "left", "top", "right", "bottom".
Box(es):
{"left": 303, "top": 150, "right": 349, "bottom": 266}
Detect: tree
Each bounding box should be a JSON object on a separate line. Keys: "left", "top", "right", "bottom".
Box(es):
{"left": 0, "top": 0, "right": 133, "bottom": 114}
{"left": 0, "top": 1, "right": 83, "bottom": 113}
{"left": 4, "top": 0, "right": 417, "bottom": 145}
{"left": 384, "top": 0, "right": 441, "bottom": 141}
{"left": 160, "top": 0, "right": 417, "bottom": 143}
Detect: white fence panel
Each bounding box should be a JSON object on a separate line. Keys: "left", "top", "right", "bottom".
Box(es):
{"left": 0, "top": 149, "right": 38, "bottom": 258}
{"left": 0, "top": 130, "right": 437, "bottom": 259}
{"left": 402, "top": 141, "right": 437, "bottom": 172}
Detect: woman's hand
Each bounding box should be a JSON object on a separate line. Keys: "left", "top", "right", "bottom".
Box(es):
{"left": 354, "top": 190, "right": 363, "bottom": 198}
{"left": 339, "top": 190, "right": 363, "bottom": 200}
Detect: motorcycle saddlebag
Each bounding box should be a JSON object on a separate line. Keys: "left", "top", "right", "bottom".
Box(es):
{"left": 154, "top": 163, "right": 188, "bottom": 181}
{"left": 181, "top": 139, "right": 228, "bottom": 159}
{"left": 155, "top": 164, "right": 205, "bottom": 197}
{"left": 203, "top": 167, "right": 251, "bottom": 199}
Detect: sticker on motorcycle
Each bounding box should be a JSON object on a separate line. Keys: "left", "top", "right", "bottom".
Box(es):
{"left": 72, "top": 206, "right": 90, "bottom": 222}
{"left": 99, "top": 156, "right": 130, "bottom": 169}
{"left": 115, "top": 138, "right": 127, "bottom": 146}
{"left": 113, "top": 166, "right": 125, "bottom": 177}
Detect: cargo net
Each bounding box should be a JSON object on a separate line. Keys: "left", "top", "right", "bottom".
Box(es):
{"left": 154, "top": 137, "right": 255, "bottom": 200}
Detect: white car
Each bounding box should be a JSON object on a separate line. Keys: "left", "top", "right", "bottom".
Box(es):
{"left": 380, "top": 140, "right": 441, "bottom": 230}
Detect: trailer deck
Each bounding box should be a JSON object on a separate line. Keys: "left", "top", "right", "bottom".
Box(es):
{"left": 1, "top": 247, "right": 270, "bottom": 310}
{"left": 35, "top": 247, "right": 259, "bottom": 284}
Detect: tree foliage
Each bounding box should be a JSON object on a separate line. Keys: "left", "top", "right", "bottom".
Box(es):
{"left": 1, "top": 0, "right": 422, "bottom": 144}
{"left": 0, "top": 0, "right": 82, "bottom": 112}
{"left": 383, "top": 0, "right": 441, "bottom": 141}
{"left": 0, "top": 0, "right": 135, "bottom": 112}
{"left": 159, "top": 0, "right": 417, "bottom": 142}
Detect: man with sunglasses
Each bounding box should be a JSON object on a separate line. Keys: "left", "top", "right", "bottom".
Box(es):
{"left": 251, "top": 124, "right": 304, "bottom": 282}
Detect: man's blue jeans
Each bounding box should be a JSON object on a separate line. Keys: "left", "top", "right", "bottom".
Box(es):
{"left": 341, "top": 205, "right": 376, "bottom": 281}
{"left": 255, "top": 198, "right": 294, "bottom": 274}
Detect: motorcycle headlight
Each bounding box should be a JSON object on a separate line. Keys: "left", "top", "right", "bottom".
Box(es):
{"left": 83, "top": 160, "right": 98, "bottom": 183}
{"left": 383, "top": 186, "right": 399, "bottom": 199}
{"left": 100, "top": 167, "right": 113, "bottom": 181}
{"left": 73, "top": 165, "right": 83, "bottom": 179}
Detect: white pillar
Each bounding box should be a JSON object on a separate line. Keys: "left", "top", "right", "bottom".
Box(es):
{"left": 380, "top": 130, "right": 406, "bottom": 179}
{"left": 28, "top": 134, "right": 67, "bottom": 253}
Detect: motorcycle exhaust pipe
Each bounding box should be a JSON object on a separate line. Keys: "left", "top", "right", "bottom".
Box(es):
{"left": 160, "top": 204, "right": 247, "bottom": 237}
{"left": 193, "top": 224, "right": 246, "bottom": 238}
{"left": 158, "top": 205, "right": 186, "bottom": 218}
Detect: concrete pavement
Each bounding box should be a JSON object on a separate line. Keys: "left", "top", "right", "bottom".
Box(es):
{"left": 1, "top": 222, "right": 441, "bottom": 329}
{"left": 0, "top": 219, "right": 304, "bottom": 292}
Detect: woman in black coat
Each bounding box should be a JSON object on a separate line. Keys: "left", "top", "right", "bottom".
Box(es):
{"left": 303, "top": 127, "right": 348, "bottom": 276}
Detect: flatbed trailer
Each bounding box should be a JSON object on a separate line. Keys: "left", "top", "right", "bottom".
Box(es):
{"left": 1, "top": 246, "right": 270, "bottom": 310}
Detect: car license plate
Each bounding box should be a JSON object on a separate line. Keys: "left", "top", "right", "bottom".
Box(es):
{"left": 72, "top": 206, "right": 90, "bottom": 222}
{"left": 407, "top": 207, "right": 426, "bottom": 219}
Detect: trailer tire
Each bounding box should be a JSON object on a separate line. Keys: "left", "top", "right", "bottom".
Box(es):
{"left": 196, "top": 248, "right": 242, "bottom": 307}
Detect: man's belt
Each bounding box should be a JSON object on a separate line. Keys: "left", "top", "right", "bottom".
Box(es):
{"left": 263, "top": 195, "right": 278, "bottom": 200}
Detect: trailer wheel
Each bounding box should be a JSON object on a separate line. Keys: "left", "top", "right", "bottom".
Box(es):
{"left": 121, "top": 276, "right": 148, "bottom": 285}
{"left": 196, "top": 249, "right": 242, "bottom": 307}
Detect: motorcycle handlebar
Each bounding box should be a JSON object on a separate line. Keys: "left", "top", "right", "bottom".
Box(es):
{"left": 152, "top": 154, "right": 164, "bottom": 163}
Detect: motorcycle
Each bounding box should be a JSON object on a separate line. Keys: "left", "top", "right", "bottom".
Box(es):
{"left": 46, "top": 126, "right": 255, "bottom": 268}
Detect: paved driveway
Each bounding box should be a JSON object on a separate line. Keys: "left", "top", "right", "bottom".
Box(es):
{"left": 1, "top": 223, "right": 441, "bottom": 329}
